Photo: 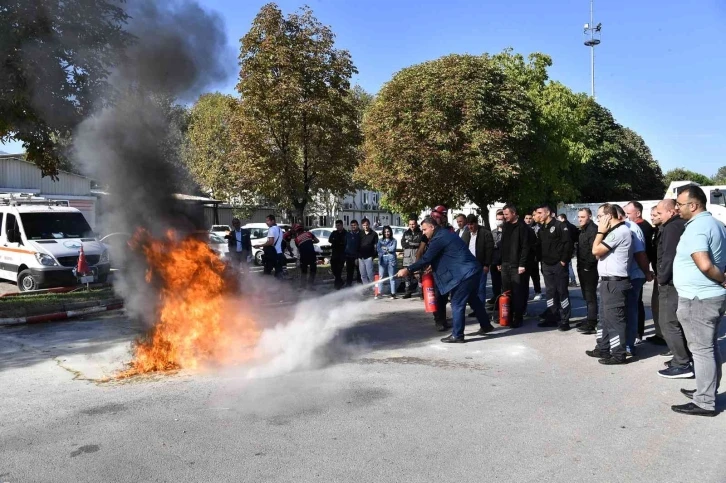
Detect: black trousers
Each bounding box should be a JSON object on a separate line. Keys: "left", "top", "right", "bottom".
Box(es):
{"left": 502, "top": 263, "right": 529, "bottom": 323}
{"left": 596, "top": 279, "right": 631, "bottom": 360}
{"left": 637, "top": 287, "right": 646, "bottom": 339}
{"left": 331, "top": 256, "right": 344, "bottom": 288}
{"left": 299, "top": 256, "right": 317, "bottom": 288}
{"left": 263, "top": 247, "right": 283, "bottom": 277}
{"left": 542, "top": 262, "right": 571, "bottom": 323}
{"left": 528, "top": 259, "right": 541, "bottom": 293}
{"left": 490, "top": 265, "right": 502, "bottom": 300}
{"left": 345, "top": 257, "right": 358, "bottom": 286}
{"left": 578, "top": 267, "right": 599, "bottom": 324}
{"left": 434, "top": 282, "right": 449, "bottom": 324}
{"left": 659, "top": 284, "right": 691, "bottom": 367}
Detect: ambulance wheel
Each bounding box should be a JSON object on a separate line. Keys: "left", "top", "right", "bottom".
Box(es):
{"left": 18, "top": 270, "right": 41, "bottom": 292}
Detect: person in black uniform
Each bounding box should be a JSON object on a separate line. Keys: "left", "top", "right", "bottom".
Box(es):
{"left": 535, "top": 204, "right": 574, "bottom": 331}
{"left": 576, "top": 208, "right": 599, "bottom": 334}
{"left": 328, "top": 220, "right": 348, "bottom": 290}
{"left": 500, "top": 204, "right": 531, "bottom": 328}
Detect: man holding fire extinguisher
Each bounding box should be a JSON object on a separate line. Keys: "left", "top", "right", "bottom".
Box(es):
{"left": 397, "top": 216, "right": 494, "bottom": 343}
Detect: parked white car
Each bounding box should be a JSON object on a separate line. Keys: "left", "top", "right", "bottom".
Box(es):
{"left": 309, "top": 227, "right": 333, "bottom": 259}
{"left": 209, "top": 224, "right": 231, "bottom": 238}
{"left": 242, "top": 223, "right": 294, "bottom": 266}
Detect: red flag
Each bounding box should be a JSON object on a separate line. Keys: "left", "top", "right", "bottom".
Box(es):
{"left": 77, "top": 246, "right": 90, "bottom": 275}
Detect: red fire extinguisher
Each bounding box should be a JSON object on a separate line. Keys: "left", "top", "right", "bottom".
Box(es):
{"left": 422, "top": 272, "right": 437, "bottom": 313}
{"left": 499, "top": 290, "right": 512, "bottom": 326}
{"left": 374, "top": 274, "right": 380, "bottom": 297}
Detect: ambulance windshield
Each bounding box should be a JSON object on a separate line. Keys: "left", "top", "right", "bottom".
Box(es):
{"left": 20, "top": 213, "right": 94, "bottom": 240}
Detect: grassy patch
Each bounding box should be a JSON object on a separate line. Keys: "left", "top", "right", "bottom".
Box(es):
{"left": 0, "top": 288, "right": 116, "bottom": 312}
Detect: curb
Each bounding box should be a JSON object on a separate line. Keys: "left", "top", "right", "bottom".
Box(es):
{"left": 0, "top": 302, "right": 124, "bottom": 327}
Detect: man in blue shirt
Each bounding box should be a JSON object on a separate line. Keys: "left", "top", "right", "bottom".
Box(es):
{"left": 397, "top": 216, "right": 494, "bottom": 343}
{"left": 671, "top": 186, "right": 726, "bottom": 417}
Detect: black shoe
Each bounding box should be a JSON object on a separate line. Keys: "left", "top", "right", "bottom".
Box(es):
{"left": 435, "top": 324, "right": 449, "bottom": 332}
{"left": 671, "top": 402, "right": 716, "bottom": 417}
{"left": 537, "top": 320, "right": 558, "bottom": 328}
{"left": 468, "top": 311, "right": 476, "bottom": 318}
{"left": 486, "top": 298, "right": 496, "bottom": 306}
{"left": 599, "top": 356, "right": 626, "bottom": 365}
{"left": 574, "top": 320, "right": 585, "bottom": 328}
{"left": 401, "top": 293, "right": 412, "bottom": 299}
{"left": 646, "top": 335, "right": 668, "bottom": 346}
{"left": 586, "top": 348, "right": 607, "bottom": 358}
{"left": 660, "top": 350, "right": 673, "bottom": 357}
{"left": 577, "top": 323, "right": 596, "bottom": 335}
{"left": 558, "top": 323, "right": 571, "bottom": 332}
{"left": 390, "top": 294, "right": 397, "bottom": 300}
{"left": 680, "top": 388, "right": 696, "bottom": 400}
{"left": 441, "top": 335, "right": 465, "bottom": 343}
{"left": 658, "top": 365, "right": 694, "bottom": 379}
{"left": 469, "top": 325, "right": 495, "bottom": 336}
{"left": 509, "top": 320, "right": 523, "bottom": 328}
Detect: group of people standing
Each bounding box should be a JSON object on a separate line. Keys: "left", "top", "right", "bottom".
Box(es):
{"left": 392, "top": 187, "right": 724, "bottom": 417}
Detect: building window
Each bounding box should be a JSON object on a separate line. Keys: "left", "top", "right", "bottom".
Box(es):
{"left": 362, "top": 192, "right": 368, "bottom": 204}
{"left": 305, "top": 215, "right": 314, "bottom": 227}
{"left": 344, "top": 215, "right": 350, "bottom": 226}
{"left": 373, "top": 193, "right": 378, "bottom": 204}
{"left": 319, "top": 215, "right": 328, "bottom": 227}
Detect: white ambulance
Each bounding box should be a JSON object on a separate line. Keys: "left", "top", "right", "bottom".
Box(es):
{"left": 0, "top": 194, "right": 110, "bottom": 291}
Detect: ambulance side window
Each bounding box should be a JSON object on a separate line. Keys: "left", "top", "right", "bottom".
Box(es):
{"left": 5, "top": 214, "right": 19, "bottom": 244}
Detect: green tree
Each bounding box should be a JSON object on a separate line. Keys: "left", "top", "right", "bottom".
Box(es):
{"left": 358, "top": 51, "right": 580, "bottom": 216}
{"left": 184, "top": 93, "right": 243, "bottom": 200}
{"left": 712, "top": 166, "right": 726, "bottom": 185}
{"left": 663, "top": 168, "right": 712, "bottom": 187}
{"left": 233, "top": 3, "right": 361, "bottom": 220}
{"left": 0, "top": 0, "right": 132, "bottom": 176}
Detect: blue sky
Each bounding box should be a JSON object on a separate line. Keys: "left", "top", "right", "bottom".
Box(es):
{"left": 4, "top": 0, "right": 725, "bottom": 176}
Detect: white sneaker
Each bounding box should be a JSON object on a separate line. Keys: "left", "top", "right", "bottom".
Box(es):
{"left": 533, "top": 293, "right": 543, "bottom": 301}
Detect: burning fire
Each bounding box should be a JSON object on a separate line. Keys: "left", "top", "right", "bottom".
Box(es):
{"left": 118, "top": 229, "right": 260, "bottom": 378}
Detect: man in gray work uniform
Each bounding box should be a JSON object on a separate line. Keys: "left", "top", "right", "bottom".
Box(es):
{"left": 586, "top": 203, "right": 632, "bottom": 365}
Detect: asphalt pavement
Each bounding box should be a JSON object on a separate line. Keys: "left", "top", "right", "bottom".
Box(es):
{"left": 1, "top": 279, "right": 725, "bottom": 483}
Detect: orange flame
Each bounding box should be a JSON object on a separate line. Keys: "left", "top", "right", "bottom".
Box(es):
{"left": 118, "top": 229, "right": 259, "bottom": 378}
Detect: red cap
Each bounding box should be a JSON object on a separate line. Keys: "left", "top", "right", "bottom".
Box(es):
{"left": 432, "top": 205, "right": 447, "bottom": 214}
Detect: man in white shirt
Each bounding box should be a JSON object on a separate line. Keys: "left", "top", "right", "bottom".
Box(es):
{"left": 254, "top": 214, "right": 284, "bottom": 278}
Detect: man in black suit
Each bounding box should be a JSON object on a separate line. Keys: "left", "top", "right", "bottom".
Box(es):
{"left": 462, "top": 214, "right": 494, "bottom": 317}
{"left": 224, "top": 218, "right": 252, "bottom": 272}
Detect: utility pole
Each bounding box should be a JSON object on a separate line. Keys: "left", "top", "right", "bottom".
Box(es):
{"left": 583, "top": 0, "right": 602, "bottom": 99}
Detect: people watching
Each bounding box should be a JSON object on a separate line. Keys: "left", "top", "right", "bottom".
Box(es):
{"left": 376, "top": 226, "right": 398, "bottom": 299}
{"left": 401, "top": 217, "right": 423, "bottom": 298}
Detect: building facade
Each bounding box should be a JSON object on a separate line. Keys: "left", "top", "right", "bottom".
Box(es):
{"left": 0, "top": 154, "right": 98, "bottom": 228}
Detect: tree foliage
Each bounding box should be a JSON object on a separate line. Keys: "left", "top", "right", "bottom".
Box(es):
{"left": 663, "top": 168, "right": 713, "bottom": 187}
{"left": 359, "top": 48, "right": 666, "bottom": 213}
{"left": 712, "top": 166, "right": 726, "bottom": 185}
{"left": 184, "top": 93, "right": 242, "bottom": 200}
{"left": 0, "top": 0, "right": 132, "bottom": 176}
{"left": 358, "top": 51, "right": 587, "bottom": 215}
{"left": 233, "top": 3, "right": 361, "bottom": 219}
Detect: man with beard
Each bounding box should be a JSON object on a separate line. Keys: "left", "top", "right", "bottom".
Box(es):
{"left": 398, "top": 216, "right": 494, "bottom": 343}
{"left": 499, "top": 204, "right": 532, "bottom": 327}
{"left": 417, "top": 206, "right": 455, "bottom": 330}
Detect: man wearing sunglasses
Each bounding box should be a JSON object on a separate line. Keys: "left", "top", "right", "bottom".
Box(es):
{"left": 670, "top": 186, "right": 726, "bottom": 417}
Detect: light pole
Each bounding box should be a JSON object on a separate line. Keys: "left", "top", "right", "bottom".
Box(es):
{"left": 583, "top": 0, "right": 602, "bottom": 99}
